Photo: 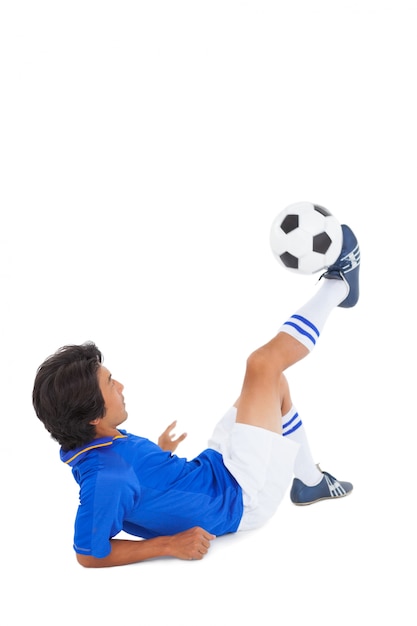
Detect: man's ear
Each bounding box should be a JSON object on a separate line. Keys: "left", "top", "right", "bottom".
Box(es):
{"left": 89, "top": 418, "right": 101, "bottom": 425}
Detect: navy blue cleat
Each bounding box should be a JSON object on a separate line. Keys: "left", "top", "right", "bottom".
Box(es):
{"left": 290, "top": 470, "right": 353, "bottom": 506}
{"left": 322, "top": 224, "right": 360, "bottom": 308}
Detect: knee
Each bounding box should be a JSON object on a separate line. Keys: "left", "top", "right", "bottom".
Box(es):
{"left": 245, "top": 347, "right": 273, "bottom": 378}
{"left": 245, "top": 346, "right": 287, "bottom": 383}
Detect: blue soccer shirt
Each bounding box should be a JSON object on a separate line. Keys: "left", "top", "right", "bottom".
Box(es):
{"left": 60, "top": 431, "right": 244, "bottom": 558}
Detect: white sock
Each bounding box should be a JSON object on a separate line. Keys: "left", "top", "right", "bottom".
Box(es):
{"left": 278, "top": 278, "right": 347, "bottom": 352}
{"left": 282, "top": 405, "right": 322, "bottom": 486}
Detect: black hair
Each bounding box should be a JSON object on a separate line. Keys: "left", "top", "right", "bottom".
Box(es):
{"left": 32, "top": 342, "right": 105, "bottom": 451}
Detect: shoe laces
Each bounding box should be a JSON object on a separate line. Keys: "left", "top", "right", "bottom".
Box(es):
{"left": 316, "top": 464, "right": 337, "bottom": 483}
{"left": 319, "top": 247, "right": 359, "bottom": 281}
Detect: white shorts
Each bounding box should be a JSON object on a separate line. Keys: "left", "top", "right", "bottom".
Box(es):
{"left": 208, "top": 407, "right": 299, "bottom": 531}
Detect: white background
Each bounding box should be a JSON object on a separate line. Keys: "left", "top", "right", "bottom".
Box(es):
{"left": 1, "top": 1, "right": 416, "bottom": 624}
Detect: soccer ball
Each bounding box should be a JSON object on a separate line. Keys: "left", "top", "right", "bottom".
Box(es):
{"left": 270, "top": 202, "right": 343, "bottom": 275}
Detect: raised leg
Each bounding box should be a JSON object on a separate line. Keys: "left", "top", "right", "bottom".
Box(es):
{"left": 235, "top": 332, "right": 309, "bottom": 433}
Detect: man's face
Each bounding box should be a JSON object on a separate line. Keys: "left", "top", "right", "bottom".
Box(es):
{"left": 97, "top": 365, "right": 128, "bottom": 429}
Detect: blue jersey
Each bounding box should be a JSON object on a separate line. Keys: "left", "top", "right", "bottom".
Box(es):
{"left": 60, "top": 431, "right": 244, "bottom": 558}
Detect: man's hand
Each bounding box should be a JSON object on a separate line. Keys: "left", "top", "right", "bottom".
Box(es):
{"left": 166, "top": 526, "right": 216, "bottom": 561}
{"left": 158, "top": 420, "right": 187, "bottom": 452}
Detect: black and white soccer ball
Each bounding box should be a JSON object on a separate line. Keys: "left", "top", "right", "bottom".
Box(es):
{"left": 270, "top": 202, "right": 343, "bottom": 275}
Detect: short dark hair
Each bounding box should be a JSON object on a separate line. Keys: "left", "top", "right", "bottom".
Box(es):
{"left": 33, "top": 342, "right": 105, "bottom": 451}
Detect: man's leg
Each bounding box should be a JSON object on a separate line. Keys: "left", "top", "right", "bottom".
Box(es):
{"left": 235, "top": 223, "right": 360, "bottom": 504}
{"left": 235, "top": 279, "right": 347, "bottom": 432}
{"left": 235, "top": 223, "right": 360, "bottom": 435}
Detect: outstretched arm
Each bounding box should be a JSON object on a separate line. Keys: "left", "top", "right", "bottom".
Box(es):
{"left": 158, "top": 420, "right": 187, "bottom": 452}
{"left": 76, "top": 526, "right": 215, "bottom": 568}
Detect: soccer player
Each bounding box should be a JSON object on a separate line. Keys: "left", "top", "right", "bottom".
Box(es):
{"left": 32, "top": 224, "right": 360, "bottom": 568}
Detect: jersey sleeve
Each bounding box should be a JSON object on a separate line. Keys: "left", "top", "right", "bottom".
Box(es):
{"left": 73, "top": 462, "right": 140, "bottom": 558}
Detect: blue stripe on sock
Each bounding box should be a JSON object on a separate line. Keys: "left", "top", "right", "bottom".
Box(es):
{"left": 282, "top": 419, "right": 303, "bottom": 436}
{"left": 291, "top": 315, "right": 320, "bottom": 338}
{"left": 283, "top": 321, "right": 317, "bottom": 346}
{"left": 282, "top": 412, "right": 303, "bottom": 436}
{"left": 283, "top": 411, "right": 299, "bottom": 430}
